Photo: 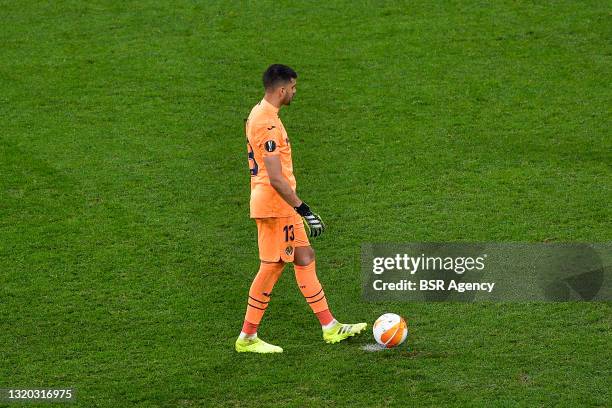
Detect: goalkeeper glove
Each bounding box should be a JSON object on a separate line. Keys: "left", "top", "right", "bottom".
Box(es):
{"left": 295, "top": 202, "right": 325, "bottom": 238}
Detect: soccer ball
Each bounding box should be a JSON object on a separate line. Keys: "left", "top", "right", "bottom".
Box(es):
{"left": 373, "top": 313, "right": 408, "bottom": 348}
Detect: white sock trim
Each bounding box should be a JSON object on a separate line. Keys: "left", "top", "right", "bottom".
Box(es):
{"left": 322, "top": 319, "right": 338, "bottom": 330}
{"left": 239, "top": 332, "right": 257, "bottom": 340}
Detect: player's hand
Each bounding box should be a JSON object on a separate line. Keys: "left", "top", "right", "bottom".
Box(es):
{"left": 294, "top": 202, "right": 325, "bottom": 238}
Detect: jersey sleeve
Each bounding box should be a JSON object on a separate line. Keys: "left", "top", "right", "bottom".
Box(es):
{"left": 252, "top": 122, "right": 283, "bottom": 157}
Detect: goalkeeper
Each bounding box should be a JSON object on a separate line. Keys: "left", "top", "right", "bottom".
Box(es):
{"left": 236, "top": 64, "right": 366, "bottom": 353}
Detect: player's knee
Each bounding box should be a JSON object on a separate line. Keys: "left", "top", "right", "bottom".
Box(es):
{"left": 259, "top": 260, "right": 285, "bottom": 277}
{"left": 294, "top": 246, "right": 315, "bottom": 266}
{"left": 260, "top": 260, "right": 284, "bottom": 266}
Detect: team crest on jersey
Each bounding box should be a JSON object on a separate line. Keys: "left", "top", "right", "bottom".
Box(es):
{"left": 265, "top": 140, "right": 276, "bottom": 152}
{"left": 285, "top": 246, "right": 294, "bottom": 256}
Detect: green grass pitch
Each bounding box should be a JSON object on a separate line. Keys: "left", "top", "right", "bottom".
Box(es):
{"left": 1, "top": 1, "right": 610, "bottom": 406}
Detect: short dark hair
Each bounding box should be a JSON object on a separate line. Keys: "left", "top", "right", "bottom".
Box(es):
{"left": 262, "top": 64, "right": 297, "bottom": 90}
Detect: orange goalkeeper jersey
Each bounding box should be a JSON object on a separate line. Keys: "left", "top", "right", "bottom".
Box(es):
{"left": 245, "top": 98, "right": 296, "bottom": 218}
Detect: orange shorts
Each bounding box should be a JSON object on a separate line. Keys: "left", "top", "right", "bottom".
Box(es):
{"left": 255, "top": 214, "right": 310, "bottom": 262}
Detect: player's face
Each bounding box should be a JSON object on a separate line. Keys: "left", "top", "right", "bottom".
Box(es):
{"left": 280, "top": 78, "right": 297, "bottom": 106}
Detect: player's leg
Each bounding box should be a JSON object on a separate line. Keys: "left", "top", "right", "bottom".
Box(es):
{"left": 236, "top": 260, "right": 285, "bottom": 353}
{"left": 293, "top": 245, "right": 335, "bottom": 326}
{"left": 292, "top": 216, "right": 367, "bottom": 343}
{"left": 241, "top": 260, "right": 285, "bottom": 337}
{"left": 236, "top": 218, "right": 285, "bottom": 353}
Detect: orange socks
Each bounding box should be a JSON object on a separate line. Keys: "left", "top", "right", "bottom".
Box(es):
{"left": 242, "top": 261, "right": 285, "bottom": 335}
{"left": 315, "top": 309, "right": 334, "bottom": 326}
{"left": 241, "top": 320, "right": 258, "bottom": 336}
{"left": 294, "top": 260, "right": 335, "bottom": 325}
{"left": 241, "top": 259, "right": 336, "bottom": 337}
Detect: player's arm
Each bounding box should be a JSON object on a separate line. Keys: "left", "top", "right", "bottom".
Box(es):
{"left": 263, "top": 155, "right": 301, "bottom": 207}
{"left": 263, "top": 156, "right": 325, "bottom": 238}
